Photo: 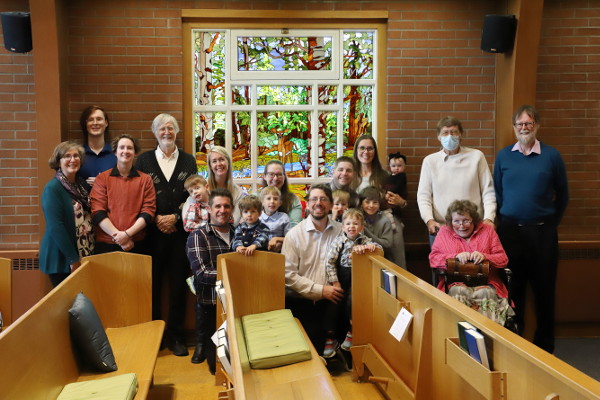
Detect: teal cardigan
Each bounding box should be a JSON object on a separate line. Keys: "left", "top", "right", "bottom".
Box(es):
{"left": 40, "top": 178, "right": 80, "bottom": 275}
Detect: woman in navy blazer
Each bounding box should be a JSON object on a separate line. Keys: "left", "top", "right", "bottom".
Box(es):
{"left": 40, "top": 141, "right": 94, "bottom": 287}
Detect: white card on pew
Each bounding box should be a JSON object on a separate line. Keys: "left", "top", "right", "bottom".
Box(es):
{"left": 389, "top": 307, "right": 413, "bottom": 342}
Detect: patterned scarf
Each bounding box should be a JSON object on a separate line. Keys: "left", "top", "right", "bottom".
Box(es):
{"left": 55, "top": 170, "right": 91, "bottom": 212}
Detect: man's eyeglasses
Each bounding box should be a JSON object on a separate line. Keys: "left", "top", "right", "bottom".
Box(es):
{"left": 307, "top": 197, "right": 330, "bottom": 203}
{"left": 514, "top": 122, "right": 535, "bottom": 129}
{"left": 440, "top": 130, "right": 461, "bottom": 137}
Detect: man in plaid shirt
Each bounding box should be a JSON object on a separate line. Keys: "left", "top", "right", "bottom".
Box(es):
{"left": 186, "top": 188, "right": 234, "bottom": 372}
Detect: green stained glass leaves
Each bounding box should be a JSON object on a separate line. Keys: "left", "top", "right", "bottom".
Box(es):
{"left": 191, "top": 28, "right": 377, "bottom": 188}
{"left": 257, "top": 86, "right": 312, "bottom": 105}
{"left": 343, "top": 31, "right": 374, "bottom": 80}
{"left": 237, "top": 36, "right": 332, "bottom": 71}
{"left": 193, "top": 31, "right": 226, "bottom": 106}
{"left": 258, "top": 111, "right": 310, "bottom": 178}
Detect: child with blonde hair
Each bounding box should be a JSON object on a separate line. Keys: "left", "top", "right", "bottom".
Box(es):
{"left": 182, "top": 175, "right": 210, "bottom": 232}
{"left": 323, "top": 208, "right": 382, "bottom": 357}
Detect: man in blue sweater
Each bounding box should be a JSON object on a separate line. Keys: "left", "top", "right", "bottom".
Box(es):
{"left": 494, "top": 105, "right": 569, "bottom": 354}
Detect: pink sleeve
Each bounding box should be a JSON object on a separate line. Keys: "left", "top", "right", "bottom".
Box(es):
{"left": 481, "top": 225, "right": 508, "bottom": 268}
{"left": 429, "top": 227, "right": 455, "bottom": 269}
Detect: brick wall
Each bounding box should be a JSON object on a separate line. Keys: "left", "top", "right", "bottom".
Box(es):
{"left": 537, "top": 0, "right": 600, "bottom": 239}
{"left": 0, "top": 2, "right": 37, "bottom": 250}
{"left": 0, "top": 0, "right": 598, "bottom": 250}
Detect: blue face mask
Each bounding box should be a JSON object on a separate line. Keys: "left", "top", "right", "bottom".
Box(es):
{"left": 441, "top": 135, "right": 460, "bottom": 151}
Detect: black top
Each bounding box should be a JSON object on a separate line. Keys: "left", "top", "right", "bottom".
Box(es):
{"left": 135, "top": 149, "right": 197, "bottom": 232}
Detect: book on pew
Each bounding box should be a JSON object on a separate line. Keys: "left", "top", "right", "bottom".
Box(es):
{"left": 380, "top": 269, "right": 388, "bottom": 292}
{"left": 457, "top": 321, "right": 477, "bottom": 351}
{"left": 217, "top": 343, "right": 233, "bottom": 377}
{"left": 464, "top": 329, "right": 490, "bottom": 369}
{"left": 387, "top": 271, "right": 397, "bottom": 297}
{"left": 379, "top": 269, "right": 397, "bottom": 297}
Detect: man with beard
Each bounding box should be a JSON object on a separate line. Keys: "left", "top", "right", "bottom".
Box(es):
{"left": 494, "top": 104, "right": 569, "bottom": 354}
{"left": 282, "top": 184, "right": 342, "bottom": 351}
{"left": 187, "top": 188, "right": 235, "bottom": 373}
{"left": 136, "top": 113, "right": 197, "bottom": 357}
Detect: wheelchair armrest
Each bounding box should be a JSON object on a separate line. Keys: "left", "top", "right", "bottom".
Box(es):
{"left": 431, "top": 268, "right": 447, "bottom": 292}
{"left": 502, "top": 267, "right": 513, "bottom": 305}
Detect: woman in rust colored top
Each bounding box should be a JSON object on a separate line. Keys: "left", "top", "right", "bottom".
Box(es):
{"left": 91, "top": 134, "right": 156, "bottom": 254}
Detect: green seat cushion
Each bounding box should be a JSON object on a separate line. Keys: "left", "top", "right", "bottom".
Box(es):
{"left": 242, "top": 309, "right": 312, "bottom": 369}
{"left": 57, "top": 373, "right": 137, "bottom": 400}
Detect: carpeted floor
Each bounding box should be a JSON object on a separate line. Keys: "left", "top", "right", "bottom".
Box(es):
{"left": 554, "top": 337, "right": 600, "bottom": 381}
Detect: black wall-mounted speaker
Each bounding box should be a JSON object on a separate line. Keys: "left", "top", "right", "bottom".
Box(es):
{"left": 481, "top": 14, "right": 517, "bottom": 54}
{"left": 1, "top": 11, "right": 32, "bottom": 53}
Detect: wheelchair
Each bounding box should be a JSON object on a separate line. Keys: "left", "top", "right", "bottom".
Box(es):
{"left": 431, "top": 258, "right": 518, "bottom": 333}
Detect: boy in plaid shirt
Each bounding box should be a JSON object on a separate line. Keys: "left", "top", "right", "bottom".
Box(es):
{"left": 182, "top": 175, "right": 210, "bottom": 232}
{"left": 323, "top": 208, "right": 381, "bottom": 357}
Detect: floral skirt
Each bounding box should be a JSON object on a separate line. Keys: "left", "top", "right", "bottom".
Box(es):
{"left": 448, "top": 283, "right": 515, "bottom": 325}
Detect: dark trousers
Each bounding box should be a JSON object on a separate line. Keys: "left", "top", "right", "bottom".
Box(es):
{"left": 94, "top": 241, "right": 147, "bottom": 255}
{"left": 497, "top": 220, "right": 558, "bottom": 353}
{"left": 323, "top": 267, "right": 352, "bottom": 336}
{"left": 146, "top": 229, "right": 189, "bottom": 342}
{"left": 286, "top": 296, "right": 330, "bottom": 352}
{"left": 48, "top": 273, "right": 70, "bottom": 288}
{"left": 196, "top": 302, "right": 216, "bottom": 371}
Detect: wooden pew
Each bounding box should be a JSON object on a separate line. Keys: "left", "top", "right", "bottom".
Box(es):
{"left": 0, "top": 252, "right": 164, "bottom": 400}
{"left": 217, "top": 251, "right": 342, "bottom": 400}
{"left": 0, "top": 258, "right": 11, "bottom": 330}
{"left": 351, "top": 253, "right": 600, "bottom": 400}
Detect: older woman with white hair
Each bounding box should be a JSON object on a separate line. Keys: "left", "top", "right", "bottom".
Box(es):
{"left": 136, "top": 113, "right": 198, "bottom": 358}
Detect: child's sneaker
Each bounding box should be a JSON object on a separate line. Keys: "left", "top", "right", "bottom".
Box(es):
{"left": 323, "top": 338, "right": 338, "bottom": 358}
{"left": 341, "top": 331, "right": 353, "bottom": 351}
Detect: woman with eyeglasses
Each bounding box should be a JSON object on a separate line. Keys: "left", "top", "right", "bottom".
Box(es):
{"left": 91, "top": 134, "right": 156, "bottom": 254}
{"left": 429, "top": 200, "right": 513, "bottom": 325}
{"left": 353, "top": 135, "right": 389, "bottom": 194}
{"left": 40, "top": 141, "right": 95, "bottom": 287}
{"left": 260, "top": 159, "right": 303, "bottom": 226}
{"left": 77, "top": 105, "right": 116, "bottom": 189}
{"left": 352, "top": 134, "right": 406, "bottom": 268}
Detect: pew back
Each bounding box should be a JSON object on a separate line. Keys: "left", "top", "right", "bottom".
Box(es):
{"left": 0, "top": 252, "right": 154, "bottom": 400}
{"left": 352, "top": 253, "right": 600, "bottom": 400}
{"left": 0, "top": 258, "right": 11, "bottom": 328}
{"left": 218, "top": 251, "right": 341, "bottom": 400}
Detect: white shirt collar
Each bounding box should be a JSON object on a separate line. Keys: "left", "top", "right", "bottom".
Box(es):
{"left": 511, "top": 139, "right": 541, "bottom": 155}
{"left": 155, "top": 145, "right": 179, "bottom": 160}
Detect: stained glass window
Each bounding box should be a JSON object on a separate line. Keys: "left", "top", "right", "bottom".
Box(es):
{"left": 191, "top": 29, "right": 377, "bottom": 194}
